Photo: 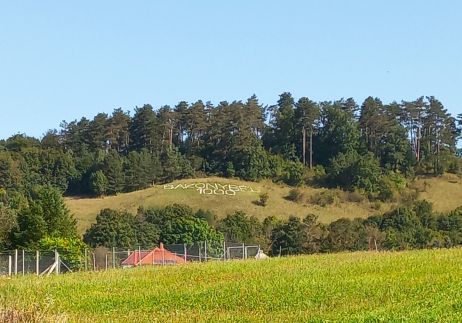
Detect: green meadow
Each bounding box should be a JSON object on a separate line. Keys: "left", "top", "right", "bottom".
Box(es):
{"left": 1, "top": 248, "right": 462, "bottom": 322}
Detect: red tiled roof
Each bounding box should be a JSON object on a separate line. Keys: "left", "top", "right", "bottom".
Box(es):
{"left": 121, "top": 243, "right": 186, "bottom": 266}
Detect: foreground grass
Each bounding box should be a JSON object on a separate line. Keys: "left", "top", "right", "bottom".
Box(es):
{"left": 1, "top": 249, "right": 462, "bottom": 322}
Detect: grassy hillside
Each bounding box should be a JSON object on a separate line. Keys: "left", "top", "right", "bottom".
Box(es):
{"left": 66, "top": 175, "right": 462, "bottom": 234}
{"left": 1, "top": 248, "right": 462, "bottom": 322}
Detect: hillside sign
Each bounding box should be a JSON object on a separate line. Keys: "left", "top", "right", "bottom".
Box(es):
{"left": 163, "top": 182, "right": 259, "bottom": 196}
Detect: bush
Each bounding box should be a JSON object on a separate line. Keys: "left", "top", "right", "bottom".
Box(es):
{"left": 309, "top": 190, "right": 337, "bottom": 207}
{"left": 38, "top": 236, "right": 86, "bottom": 270}
{"left": 400, "top": 189, "right": 420, "bottom": 205}
{"left": 286, "top": 189, "right": 304, "bottom": 203}
{"left": 83, "top": 209, "right": 137, "bottom": 248}
{"left": 344, "top": 190, "right": 365, "bottom": 203}
{"left": 90, "top": 170, "right": 108, "bottom": 197}
{"left": 282, "top": 160, "right": 304, "bottom": 186}
{"left": 302, "top": 165, "right": 326, "bottom": 186}
{"left": 142, "top": 204, "right": 223, "bottom": 245}
{"left": 258, "top": 193, "right": 269, "bottom": 206}
{"left": 371, "top": 201, "right": 382, "bottom": 211}
{"left": 217, "top": 211, "right": 263, "bottom": 244}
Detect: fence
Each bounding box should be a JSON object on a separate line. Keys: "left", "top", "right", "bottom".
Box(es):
{"left": 0, "top": 250, "right": 67, "bottom": 276}
{"left": 0, "top": 241, "right": 263, "bottom": 276}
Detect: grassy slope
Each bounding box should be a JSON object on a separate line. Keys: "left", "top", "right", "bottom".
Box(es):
{"left": 1, "top": 249, "right": 462, "bottom": 322}
{"left": 67, "top": 176, "right": 462, "bottom": 234}
{"left": 66, "top": 177, "right": 383, "bottom": 234}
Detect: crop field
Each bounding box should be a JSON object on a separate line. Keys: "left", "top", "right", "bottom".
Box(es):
{"left": 1, "top": 248, "right": 462, "bottom": 322}
{"left": 66, "top": 175, "right": 462, "bottom": 234}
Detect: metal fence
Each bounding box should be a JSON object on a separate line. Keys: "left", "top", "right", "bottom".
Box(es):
{"left": 0, "top": 241, "right": 264, "bottom": 276}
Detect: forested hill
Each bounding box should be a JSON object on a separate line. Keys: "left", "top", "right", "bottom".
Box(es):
{"left": 0, "top": 93, "right": 461, "bottom": 200}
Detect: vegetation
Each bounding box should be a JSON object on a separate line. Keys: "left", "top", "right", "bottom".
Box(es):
{"left": 1, "top": 249, "right": 462, "bottom": 322}
{"left": 0, "top": 93, "right": 461, "bottom": 285}
{"left": 78, "top": 197, "right": 462, "bottom": 259}
{"left": 0, "top": 94, "right": 460, "bottom": 200}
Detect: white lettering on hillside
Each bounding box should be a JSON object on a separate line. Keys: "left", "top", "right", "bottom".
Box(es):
{"left": 163, "top": 183, "right": 259, "bottom": 196}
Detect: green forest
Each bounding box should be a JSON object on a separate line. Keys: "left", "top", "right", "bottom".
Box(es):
{"left": 1, "top": 93, "right": 461, "bottom": 255}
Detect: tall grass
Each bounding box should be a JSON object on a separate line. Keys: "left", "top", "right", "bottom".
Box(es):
{"left": 1, "top": 248, "right": 462, "bottom": 322}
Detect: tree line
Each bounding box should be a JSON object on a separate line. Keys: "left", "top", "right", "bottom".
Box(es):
{"left": 0, "top": 94, "right": 461, "bottom": 199}
{"left": 82, "top": 200, "right": 462, "bottom": 257}
{"left": 2, "top": 185, "right": 462, "bottom": 265}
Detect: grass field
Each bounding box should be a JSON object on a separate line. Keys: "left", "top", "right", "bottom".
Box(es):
{"left": 66, "top": 175, "right": 462, "bottom": 235}
{"left": 1, "top": 248, "right": 462, "bottom": 322}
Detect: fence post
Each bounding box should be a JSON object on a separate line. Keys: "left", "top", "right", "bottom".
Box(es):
{"left": 22, "top": 249, "right": 25, "bottom": 275}
{"left": 93, "top": 250, "right": 96, "bottom": 271}
{"left": 14, "top": 249, "right": 18, "bottom": 275}
{"left": 54, "top": 250, "right": 59, "bottom": 275}
{"left": 242, "top": 243, "right": 245, "bottom": 260}
{"left": 8, "top": 255, "right": 12, "bottom": 276}
{"left": 36, "top": 250, "right": 40, "bottom": 276}
{"left": 112, "top": 247, "right": 116, "bottom": 269}
{"left": 183, "top": 243, "right": 187, "bottom": 262}
{"left": 223, "top": 241, "right": 226, "bottom": 261}
{"left": 204, "top": 241, "right": 207, "bottom": 262}
{"left": 105, "top": 253, "right": 108, "bottom": 270}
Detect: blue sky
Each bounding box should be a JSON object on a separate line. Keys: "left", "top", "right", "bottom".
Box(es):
{"left": 0, "top": 1, "right": 461, "bottom": 139}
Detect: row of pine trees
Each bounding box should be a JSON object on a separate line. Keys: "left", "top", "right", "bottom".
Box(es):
{"left": 1, "top": 93, "right": 461, "bottom": 197}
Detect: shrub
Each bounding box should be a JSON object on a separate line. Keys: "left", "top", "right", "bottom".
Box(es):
{"left": 286, "top": 189, "right": 304, "bottom": 203}
{"left": 89, "top": 170, "right": 108, "bottom": 197}
{"left": 38, "top": 236, "right": 86, "bottom": 270}
{"left": 302, "top": 165, "right": 326, "bottom": 186}
{"left": 344, "top": 190, "right": 365, "bottom": 203}
{"left": 258, "top": 193, "right": 269, "bottom": 207}
{"left": 309, "top": 190, "right": 337, "bottom": 207}
{"left": 371, "top": 201, "right": 382, "bottom": 211}
{"left": 217, "top": 211, "right": 263, "bottom": 244}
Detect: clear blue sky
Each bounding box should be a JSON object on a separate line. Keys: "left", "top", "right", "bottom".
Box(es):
{"left": 1, "top": 1, "right": 461, "bottom": 139}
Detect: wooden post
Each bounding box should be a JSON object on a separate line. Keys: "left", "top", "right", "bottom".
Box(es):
{"left": 105, "top": 253, "right": 108, "bottom": 270}
{"left": 223, "top": 241, "right": 226, "bottom": 261}
{"left": 14, "top": 249, "right": 18, "bottom": 275}
{"left": 36, "top": 250, "right": 40, "bottom": 275}
{"left": 112, "top": 247, "right": 116, "bottom": 269}
{"left": 8, "top": 255, "right": 12, "bottom": 276}
{"left": 204, "top": 241, "right": 207, "bottom": 262}
{"left": 22, "top": 249, "right": 25, "bottom": 275}
{"left": 242, "top": 244, "right": 245, "bottom": 260}
{"left": 54, "top": 250, "right": 59, "bottom": 275}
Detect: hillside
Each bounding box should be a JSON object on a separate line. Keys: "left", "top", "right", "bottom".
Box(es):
{"left": 66, "top": 175, "right": 462, "bottom": 234}
{"left": 1, "top": 249, "right": 462, "bottom": 322}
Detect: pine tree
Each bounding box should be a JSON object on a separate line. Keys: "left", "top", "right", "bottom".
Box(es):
{"left": 103, "top": 150, "right": 124, "bottom": 195}
{"left": 90, "top": 170, "right": 109, "bottom": 197}
{"left": 295, "top": 97, "right": 320, "bottom": 168}
{"left": 107, "top": 108, "right": 131, "bottom": 153}
{"left": 129, "top": 105, "right": 158, "bottom": 153}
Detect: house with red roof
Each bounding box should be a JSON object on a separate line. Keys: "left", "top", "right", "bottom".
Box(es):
{"left": 121, "top": 243, "right": 186, "bottom": 267}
